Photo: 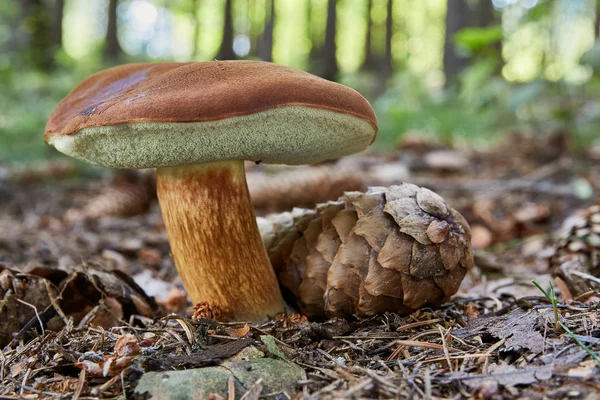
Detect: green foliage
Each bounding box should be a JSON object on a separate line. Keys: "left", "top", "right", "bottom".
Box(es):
{"left": 522, "top": 0, "right": 553, "bottom": 23}
{"left": 1, "top": 0, "right": 600, "bottom": 163}
{"left": 580, "top": 41, "right": 600, "bottom": 71}
{"left": 558, "top": 322, "right": 600, "bottom": 365}
{"left": 531, "top": 280, "right": 560, "bottom": 330}
{"left": 533, "top": 279, "right": 600, "bottom": 365}
{"left": 368, "top": 0, "right": 600, "bottom": 151}
{"left": 373, "top": 60, "right": 512, "bottom": 149}
{"left": 454, "top": 25, "right": 503, "bottom": 54}
{"left": 374, "top": 88, "right": 501, "bottom": 149}
{"left": 373, "top": 54, "right": 600, "bottom": 151}
{"left": 0, "top": 67, "right": 91, "bottom": 163}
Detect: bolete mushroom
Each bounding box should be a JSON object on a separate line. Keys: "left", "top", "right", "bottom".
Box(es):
{"left": 45, "top": 61, "right": 378, "bottom": 322}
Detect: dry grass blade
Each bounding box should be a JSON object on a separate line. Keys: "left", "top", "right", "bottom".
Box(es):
{"left": 396, "top": 318, "right": 443, "bottom": 332}
{"left": 15, "top": 298, "right": 44, "bottom": 336}
{"left": 438, "top": 325, "right": 453, "bottom": 372}
{"left": 228, "top": 375, "right": 235, "bottom": 400}
{"left": 240, "top": 379, "right": 263, "bottom": 400}
{"left": 171, "top": 316, "right": 196, "bottom": 345}
{"left": 343, "top": 378, "right": 374, "bottom": 397}
{"left": 72, "top": 369, "right": 85, "bottom": 400}
{"left": 43, "top": 280, "right": 69, "bottom": 326}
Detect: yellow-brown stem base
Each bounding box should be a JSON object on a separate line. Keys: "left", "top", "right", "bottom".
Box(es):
{"left": 157, "top": 160, "right": 284, "bottom": 322}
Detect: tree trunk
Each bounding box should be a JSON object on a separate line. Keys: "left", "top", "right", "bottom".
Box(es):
{"left": 53, "top": 0, "right": 64, "bottom": 49}
{"left": 320, "top": 0, "right": 338, "bottom": 81}
{"left": 249, "top": 0, "right": 258, "bottom": 56}
{"left": 443, "top": 0, "right": 469, "bottom": 82}
{"left": 381, "top": 0, "right": 393, "bottom": 77}
{"left": 191, "top": 0, "right": 201, "bottom": 58}
{"left": 16, "top": 0, "right": 55, "bottom": 69}
{"left": 104, "top": 0, "right": 122, "bottom": 62}
{"left": 362, "top": 0, "right": 376, "bottom": 71}
{"left": 594, "top": 1, "right": 600, "bottom": 40}
{"left": 217, "top": 0, "right": 235, "bottom": 60}
{"left": 476, "top": 0, "right": 494, "bottom": 27}
{"left": 475, "top": 0, "right": 503, "bottom": 71}
{"left": 307, "top": 0, "right": 320, "bottom": 71}
{"left": 257, "top": 0, "right": 274, "bottom": 61}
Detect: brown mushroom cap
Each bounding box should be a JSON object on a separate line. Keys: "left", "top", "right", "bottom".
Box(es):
{"left": 45, "top": 61, "right": 378, "bottom": 169}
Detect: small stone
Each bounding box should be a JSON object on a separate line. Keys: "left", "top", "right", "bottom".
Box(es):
{"left": 134, "top": 358, "right": 303, "bottom": 399}
{"left": 423, "top": 150, "right": 469, "bottom": 172}
{"left": 471, "top": 225, "right": 493, "bottom": 249}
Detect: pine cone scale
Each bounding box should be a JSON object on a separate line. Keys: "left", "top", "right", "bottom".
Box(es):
{"left": 377, "top": 231, "right": 412, "bottom": 273}
{"left": 364, "top": 255, "right": 404, "bottom": 299}
{"left": 416, "top": 187, "right": 449, "bottom": 217}
{"left": 401, "top": 272, "right": 444, "bottom": 309}
{"left": 427, "top": 220, "right": 451, "bottom": 243}
{"left": 440, "top": 236, "right": 461, "bottom": 270}
{"left": 434, "top": 266, "right": 467, "bottom": 297}
{"left": 352, "top": 208, "right": 393, "bottom": 251}
{"left": 331, "top": 209, "right": 358, "bottom": 241}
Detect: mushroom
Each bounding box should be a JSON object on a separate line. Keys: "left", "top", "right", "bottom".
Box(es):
{"left": 44, "top": 61, "right": 378, "bottom": 322}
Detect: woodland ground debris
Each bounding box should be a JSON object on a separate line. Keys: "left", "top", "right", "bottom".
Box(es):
{"left": 1, "top": 133, "right": 600, "bottom": 398}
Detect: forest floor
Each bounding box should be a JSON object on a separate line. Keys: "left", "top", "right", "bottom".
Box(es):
{"left": 1, "top": 132, "right": 599, "bottom": 399}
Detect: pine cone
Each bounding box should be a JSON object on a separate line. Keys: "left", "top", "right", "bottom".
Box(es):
{"left": 262, "top": 184, "right": 473, "bottom": 318}
{"left": 247, "top": 165, "right": 366, "bottom": 212}
{"left": 81, "top": 170, "right": 156, "bottom": 219}
{"left": 192, "top": 302, "right": 224, "bottom": 320}
{"left": 83, "top": 184, "right": 150, "bottom": 219}
{"left": 550, "top": 204, "right": 600, "bottom": 297}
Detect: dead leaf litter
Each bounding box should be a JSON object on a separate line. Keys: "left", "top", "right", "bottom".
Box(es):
{"left": 1, "top": 134, "right": 600, "bottom": 399}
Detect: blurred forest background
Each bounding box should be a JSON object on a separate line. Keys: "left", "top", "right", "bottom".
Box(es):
{"left": 1, "top": 0, "right": 600, "bottom": 163}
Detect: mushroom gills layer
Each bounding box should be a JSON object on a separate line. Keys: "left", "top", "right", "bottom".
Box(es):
{"left": 48, "top": 107, "right": 376, "bottom": 169}
{"left": 156, "top": 160, "right": 284, "bottom": 322}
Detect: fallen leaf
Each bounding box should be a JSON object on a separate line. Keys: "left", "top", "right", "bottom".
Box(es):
{"left": 225, "top": 324, "right": 251, "bottom": 338}
{"left": 445, "top": 363, "right": 553, "bottom": 388}
{"left": 455, "top": 308, "right": 546, "bottom": 354}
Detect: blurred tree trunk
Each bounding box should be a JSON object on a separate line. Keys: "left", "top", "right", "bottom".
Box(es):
{"left": 475, "top": 0, "right": 503, "bottom": 70}
{"left": 361, "top": 0, "right": 376, "bottom": 71}
{"left": 52, "top": 0, "right": 64, "bottom": 49}
{"left": 191, "top": 0, "right": 201, "bottom": 58}
{"left": 307, "top": 0, "right": 320, "bottom": 71}
{"left": 257, "top": 0, "right": 275, "bottom": 61}
{"left": 248, "top": 0, "right": 258, "bottom": 56}
{"left": 381, "top": 0, "right": 393, "bottom": 78}
{"left": 4, "top": 4, "right": 19, "bottom": 66}
{"left": 443, "top": 0, "right": 469, "bottom": 82}
{"left": 217, "top": 0, "right": 235, "bottom": 59}
{"left": 595, "top": 3, "right": 600, "bottom": 38}
{"left": 320, "top": 0, "right": 338, "bottom": 81}
{"left": 18, "top": 0, "right": 55, "bottom": 69}
{"left": 476, "top": 0, "right": 494, "bottom": 27}
{"left": 104, "top": 0, "right": 122, "bottom": 62}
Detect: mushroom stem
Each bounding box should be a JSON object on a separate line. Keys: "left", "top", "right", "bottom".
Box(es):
{"left": 156, "top": 160, "right": 284, "bottom": 322}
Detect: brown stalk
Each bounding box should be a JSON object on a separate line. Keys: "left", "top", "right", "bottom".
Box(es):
{"left": 156, "top": 160, "right": 284, "bottom": 322}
